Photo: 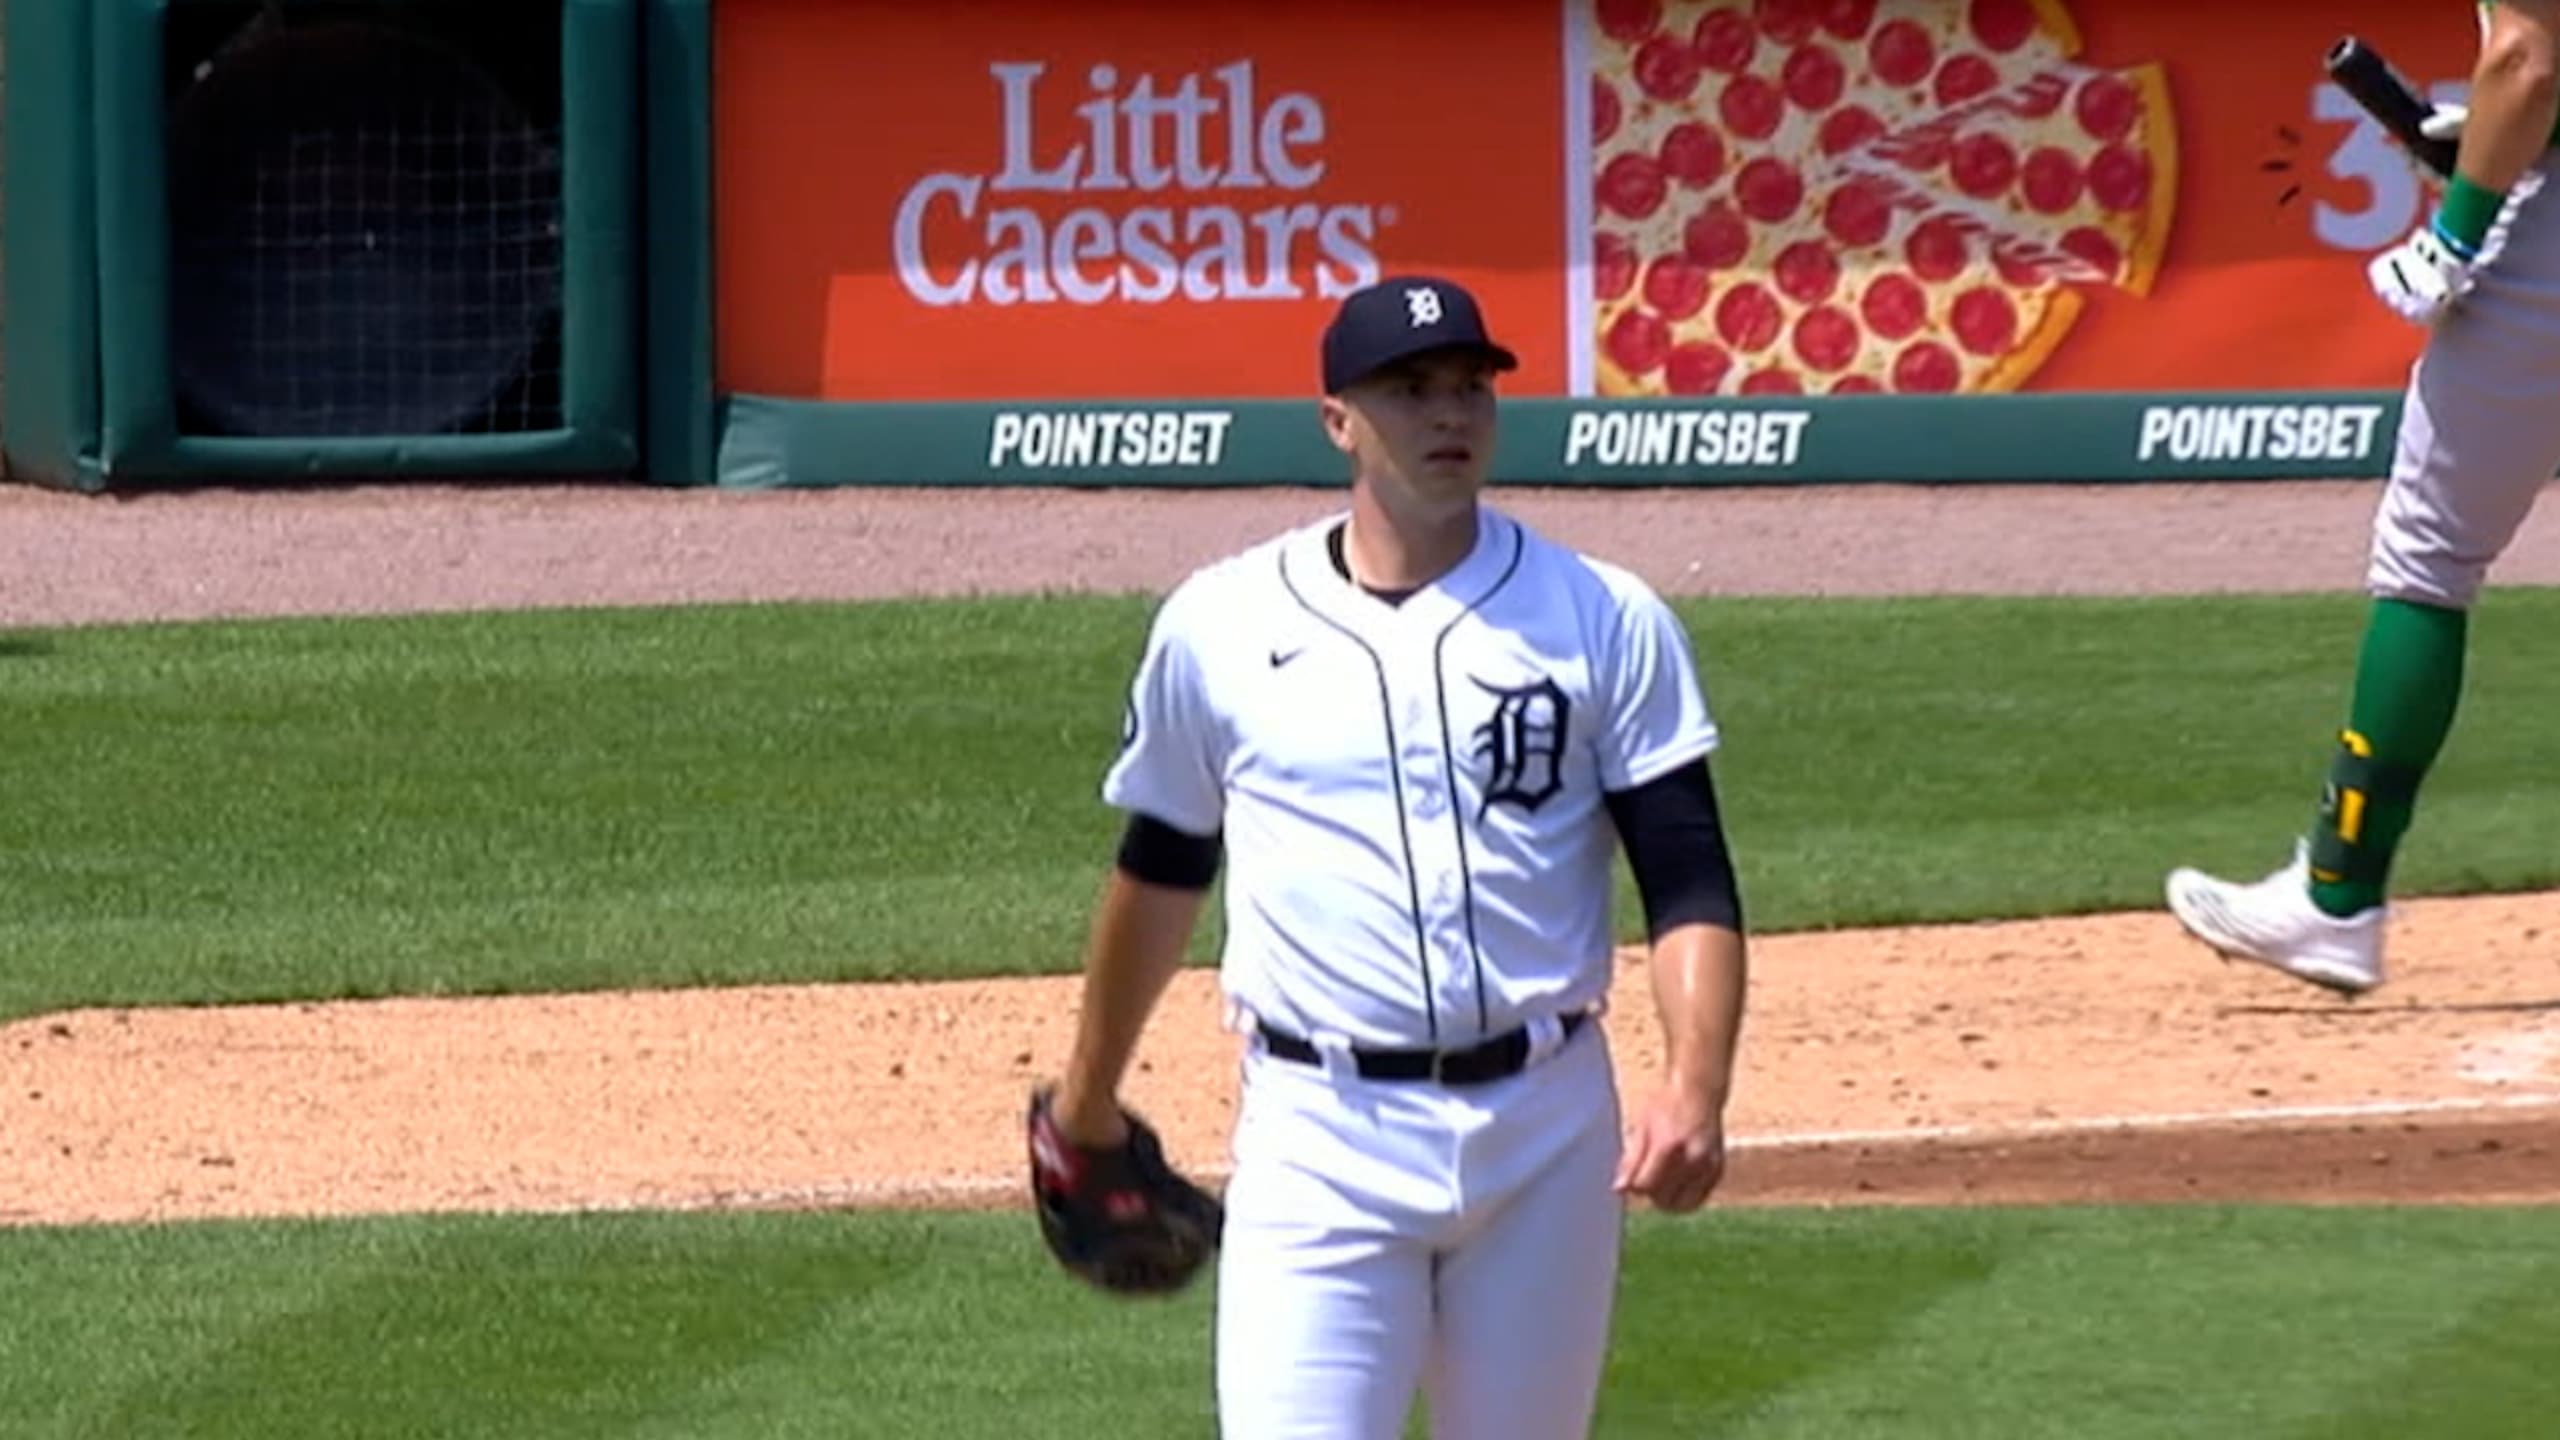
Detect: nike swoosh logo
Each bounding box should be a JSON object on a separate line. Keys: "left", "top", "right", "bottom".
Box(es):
{"left": 1270, "top": 647, "right": 1304, "bottom": 668}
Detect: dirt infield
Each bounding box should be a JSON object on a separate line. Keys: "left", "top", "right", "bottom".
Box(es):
{"left": 3, "top": 478, "right": 2558, "bottom": 1227}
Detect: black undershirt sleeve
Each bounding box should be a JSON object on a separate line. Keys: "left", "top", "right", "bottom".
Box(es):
{"left": 1603, "top": 757, "right": 1744, "bottom": 940}
{"left": 1116, "top": 812, "right": 1225, "bottom": 891}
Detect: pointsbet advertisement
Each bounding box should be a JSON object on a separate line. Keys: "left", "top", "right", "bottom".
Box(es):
{"left": 708, "top": 0, "right": 2481, "bottom": 485}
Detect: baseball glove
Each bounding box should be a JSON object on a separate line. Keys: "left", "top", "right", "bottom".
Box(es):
{"left": 1026, "top": 1084, "right": 1223, "bottom": 1297}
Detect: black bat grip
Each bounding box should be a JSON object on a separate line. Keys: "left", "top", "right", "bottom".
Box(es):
{"left": 2327, "top": 35, "right": 2461, "bottom": 180}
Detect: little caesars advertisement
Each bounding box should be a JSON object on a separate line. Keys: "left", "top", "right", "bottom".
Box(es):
{"left": 713, "top": 1, "right": 2473, "bottom": 482}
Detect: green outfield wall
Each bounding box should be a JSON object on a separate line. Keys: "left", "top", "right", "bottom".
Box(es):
{"left": 0, "top": 1, "right": 2474, "bottom": 490}
{"left": 3, "top": 0, "right": 657, "bottom": 491}
{"left": 715, "top": 393, "right": 2406, "bottom": 489}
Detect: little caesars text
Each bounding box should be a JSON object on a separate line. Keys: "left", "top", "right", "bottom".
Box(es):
{"left": 898, "top": 60, "right": 1386, "bottom": 307}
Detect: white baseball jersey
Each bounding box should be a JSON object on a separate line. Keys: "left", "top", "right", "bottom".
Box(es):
{"left": 1103, "top": 505, "right": 1719, "bottom": 1049}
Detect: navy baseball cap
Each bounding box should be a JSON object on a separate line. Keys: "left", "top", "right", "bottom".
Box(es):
{"left": 1320, "top": 276, "right": 1520, "bottom": 393}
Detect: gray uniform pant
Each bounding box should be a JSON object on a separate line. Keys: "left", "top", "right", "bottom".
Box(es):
{"left": 2374, "top": 156, "right": 2560, "bottom": 609}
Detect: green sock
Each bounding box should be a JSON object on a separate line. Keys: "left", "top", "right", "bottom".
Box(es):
{"left": 2306, "top": 598, "right": 2468, "bottom": 916}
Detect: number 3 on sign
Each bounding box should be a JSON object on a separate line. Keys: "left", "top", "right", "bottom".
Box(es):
{"left": 2310, "top": 80, "right": 2470, "bottom": 252}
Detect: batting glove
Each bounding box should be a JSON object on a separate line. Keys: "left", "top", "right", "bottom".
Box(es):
{"left": 2368, "top": 221, "right": 2477, "bottom": 326}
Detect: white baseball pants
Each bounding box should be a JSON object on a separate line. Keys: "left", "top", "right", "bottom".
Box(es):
{"left": 1212, "top": 1022, "right": 1625, "bottom": 1440}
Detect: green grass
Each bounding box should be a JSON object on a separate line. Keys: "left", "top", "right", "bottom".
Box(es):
{"left": 1687, "top": 586, "right": 2560, "bottom": 929}
{"left": 6, "top": 589, "right": 2560, "bottom": 1020}
{"left": 1, "top": 1206, "right": 2555, "bottom": 1438}
{"left": 6, "top": 590, "right": 2559, "bottom": 1436}
{"left": 0, "top": 599, "right": 1151, "bottom": 1016}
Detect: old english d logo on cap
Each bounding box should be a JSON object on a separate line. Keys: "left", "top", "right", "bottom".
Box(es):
{"left": 1322, "top": 276, "right": 1521, "bottom": 392}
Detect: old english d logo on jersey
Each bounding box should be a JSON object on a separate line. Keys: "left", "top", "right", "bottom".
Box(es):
{"left": 1471, "top": 676, "right": 1570, "bottom": 816}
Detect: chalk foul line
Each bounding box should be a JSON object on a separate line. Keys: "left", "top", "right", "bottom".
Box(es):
{"left": 529, "top": 1091, "right": 2560, "bottom": 1217}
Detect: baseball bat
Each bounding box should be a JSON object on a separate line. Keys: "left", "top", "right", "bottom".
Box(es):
{"left": 2326, "top": 35, "right": 2460, "bottom": 180}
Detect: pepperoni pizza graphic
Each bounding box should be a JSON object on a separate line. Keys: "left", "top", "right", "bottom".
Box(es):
{"left": 1586, "top": 0, "right": 2178, "bottom": 397}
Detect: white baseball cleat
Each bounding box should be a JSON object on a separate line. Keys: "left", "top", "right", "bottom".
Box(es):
{"left": 2163, "top": 842, "right": 2386, "bottom": 997}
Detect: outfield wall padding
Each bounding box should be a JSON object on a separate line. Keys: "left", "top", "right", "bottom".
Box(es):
{"left": 712, "top": 392, "right": 2409, "bottom": 490}
{"left": 6, "top": 0, "right": 648, "bottom": 490}
{"left": 0, "top": 0, "right": 2464, "bottom": 492}
{"left": 104, "top": 0, "right": 638, "bottom": 480}
{"left": 644, "top": 0, "right": 716, "bottom": 490}
{"left": 2, "top": 0, "right": 104, "bottom": 491}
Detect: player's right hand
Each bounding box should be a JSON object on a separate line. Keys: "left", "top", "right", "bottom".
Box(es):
{"left": 2367, "top": 222, "right": 2477, "bottom": 326}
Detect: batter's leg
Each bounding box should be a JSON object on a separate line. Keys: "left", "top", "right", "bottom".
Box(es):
{"left": 1420, "top": 1038, "right": 1626, "bottom": 1440}
{"left": 2369, "top": 160, "right": 2560, "bottom": 608}
{"left": 2168, "top": 169, "right": 2560, "bottom": 988}
{"left": 2320, "top": 159, "right": 2560, "bottom": 909}
{"left": 2168, "top": 157, "right": 2560, "bottom": 988}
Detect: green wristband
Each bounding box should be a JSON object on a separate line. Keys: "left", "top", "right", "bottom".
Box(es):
{"left": 2436, "top": 175, "right": 2506, "bottom": 254}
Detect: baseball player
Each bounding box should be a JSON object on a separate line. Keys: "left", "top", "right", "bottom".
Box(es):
{"left": 1031, "top": 276, "right": 1749, "bottom": 1438}
{"left": 2167, "top": 0, "right": 2560, "bottom": 995}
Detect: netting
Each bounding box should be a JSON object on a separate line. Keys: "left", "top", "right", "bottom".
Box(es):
{"left": 166, "top": 20, "right": 564, "bottom": 438}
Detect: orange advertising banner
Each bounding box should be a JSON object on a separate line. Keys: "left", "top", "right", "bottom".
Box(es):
{"left": 714, "top": 0, "right": 2483, "bottom": 402}
{"left": 715, "top": 0, "right": 1569, "bottom": 401}
{"left": 1880, "top": 0, "right": 2474, "bottom": 396}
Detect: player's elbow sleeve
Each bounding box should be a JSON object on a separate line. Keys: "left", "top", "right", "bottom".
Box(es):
{"left": 1116, "top": 812, "right": 1224, "bottom": 891}
{"left": 1604, "top": 760, "right": 1744, "bottom": 938}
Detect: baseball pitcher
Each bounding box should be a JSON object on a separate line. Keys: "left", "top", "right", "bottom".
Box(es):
{"left": 1027, "top": 276, "right": 1750, "bottom": 1438}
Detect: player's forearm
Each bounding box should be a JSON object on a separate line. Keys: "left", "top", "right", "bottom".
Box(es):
{"left": 1053, "top": 870, "right": 1204, "bottom": 1135}
{"left": 2459, "top": 6, "right": 2560, "bottom": 196}
{"left": 1647, "top": 922, "right": 1747, "bottom": 1108}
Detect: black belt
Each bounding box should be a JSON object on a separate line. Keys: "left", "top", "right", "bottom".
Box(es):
{"left": 1257, "top": 1013, "right": 1588, "bottom": 1086}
